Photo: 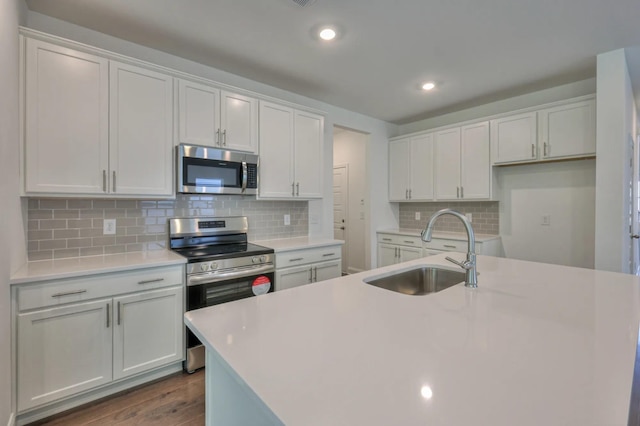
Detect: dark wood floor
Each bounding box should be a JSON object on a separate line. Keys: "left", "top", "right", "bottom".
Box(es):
{"left": 30, "top": 370, "right": 205, "bottom": 426}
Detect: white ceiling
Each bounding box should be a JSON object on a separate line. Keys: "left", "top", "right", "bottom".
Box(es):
{"left": 24, "top": 0, "right": 640, "bottom": 124}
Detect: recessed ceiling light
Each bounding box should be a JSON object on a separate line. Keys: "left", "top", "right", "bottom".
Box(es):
{"left": 319, "top": 27, "right": 337, "bottom": 41}
{"left": 422, "top": 82, "right": 436, "bottom": 91}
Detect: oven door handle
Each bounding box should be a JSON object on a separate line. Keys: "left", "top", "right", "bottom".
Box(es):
{"left": 187, "top": 264, "right": 274, "bottom": 286}
{"left": 241, "top": 161, "right": 248, "bottom": 193}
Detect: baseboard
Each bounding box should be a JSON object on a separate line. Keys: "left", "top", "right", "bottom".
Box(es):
{"left": 6, "top": 412, "right": 15, "bottom": 426}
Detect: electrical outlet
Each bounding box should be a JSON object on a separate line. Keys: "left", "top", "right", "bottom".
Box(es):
{"left": 415, "top": 212, "right": 421, "bottom": 221}
{"left": 541, "top": 215, "right": 551, "bottom": 226}
{"left": 284, "top": 214, "right": 291, "bottom": 226}
{"left": 103, "top": 219, "right": 116, "bottom": 235}
{"left": 465, "top": 213, "right": 472, "bottom": 223}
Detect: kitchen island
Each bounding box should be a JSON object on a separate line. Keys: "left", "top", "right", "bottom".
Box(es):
{"left": 184, "top": 253, "right": 640, "bottom": 425}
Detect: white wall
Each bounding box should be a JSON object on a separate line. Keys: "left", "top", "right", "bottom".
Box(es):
{"left": 497, "top": 160, "right": 596, "bottom": 268}
{"left": 1, "top": 1, "right": 28, "bottom": 424}
{"left": 595, "top": 49, "right": 637, "bottom": 273}
{"left": 333, "top": 128, "right": 368, "bottom": 273}
{"left": 25, "top": 11, "right": 399, "bottom": 269}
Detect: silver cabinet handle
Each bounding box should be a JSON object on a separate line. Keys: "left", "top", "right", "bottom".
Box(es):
{"left": 443, "top": 244, "right": 457, "bottom": 249}
{"left": 117, "top": 301, "right": 122, "bottom": 325}
{"left": 309, "top": 267, "right": 313, "bottom": 283}
{"left": 457, "top": 187, "right": 460, "bottom": 198}
{"left": 405, "top": 189, "right": 409, "bottom": 199}
{"left": 222, "top": 129, "right": 227, "bottom": 146}
{"left": 408, "top": 189, "right": 412, "bottom": 199}
{"left": 322, "top": 253, "right": 335, "bottom": 257}
{"left": 382, "top": 238, "right": 392, "bottom": 242}
{"left": 106, "top": 303, "right": 110, "bottom": 328}
{"left": 543, "top": 142, "right": 548, "bottom": 157}
{"left": 531, "top": 143, "right": 535, "bottom": 157}
{"left": 138, "top": 278, "right": 164, "bottom": 285}
{"left": 460, "top": 186, "right": 464, "bottom": 198}
{"left": 292, "top": 182, "right": 295, "bottom": 196}
{"left": 216, "top": 129, "right": 220, "bottom": 145}
{"left": 102, "top": 170, "right": 107, "bottom": 192}
{"left": 52, "top": 289, "right": 87, "bottom": 298}
{"left": 289, "top": 257, "right": 304, "bottom": 262}
{"left": 403, "top": 240, "right": 414, "bottom": 244}
{"left": 296, "top": 182, "right": 299, "bottom": 196}
{"left": 112, "top": 171, "right": 116, "bottom": 192}
{"left": 313, "top": 266, "right": 318, "bottom": 282}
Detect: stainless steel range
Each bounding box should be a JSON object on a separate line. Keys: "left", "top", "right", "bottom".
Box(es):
{"left": 168, "top": 216, "right": 275, "bottom": 373}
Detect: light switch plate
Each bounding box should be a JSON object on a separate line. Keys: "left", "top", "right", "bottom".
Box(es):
{"left": 465, "top": 213, "right": 472, "bottom": 223}
{"left": 103, "top": 219, "right": 116, "bottom": 235}
{"left": 415, "top": 212, "right": 420, "bottom": 221}
{"left": 541, "top": 215, "right": 551, "bottom": 226}
{"left": 284, "top": 214, "right": 291, "bottom": 226}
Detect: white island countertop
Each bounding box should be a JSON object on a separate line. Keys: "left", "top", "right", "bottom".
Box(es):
{"left": 185, "top": 253, "right": 640, "bottom": 425}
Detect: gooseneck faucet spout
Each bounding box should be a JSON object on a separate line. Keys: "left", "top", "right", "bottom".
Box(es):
{"left": 421, "top": 209, "right": 478, "bottom": 288}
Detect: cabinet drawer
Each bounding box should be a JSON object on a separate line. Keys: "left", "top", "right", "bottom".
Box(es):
{"left": 423, "top": 239, "right": 483, "bottom": 253}
{"left": 377, "top": 233, "right": 422, "bottom": 247}
{"left": 18, "top": 265, "right": 184, "bottom": 311}
{"left": 276, "top": 245, "right": 341, "bottom": 267}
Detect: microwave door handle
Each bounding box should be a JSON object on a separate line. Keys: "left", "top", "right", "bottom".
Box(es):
{"left": 241, "top": 161, "right": 248, "bottom": 193}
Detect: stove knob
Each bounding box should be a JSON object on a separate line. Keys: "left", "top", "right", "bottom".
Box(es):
{"left": 252, "top": 256, "right": 259, "bottom": 264}
{"left": 210, "top": 262, "right": 218, "bottom": 270}
{"left": 200, "top": 263, "right": 209, "bottom": 272}
{"left": 260, "top": 255, "right": 267, "bottom": 263}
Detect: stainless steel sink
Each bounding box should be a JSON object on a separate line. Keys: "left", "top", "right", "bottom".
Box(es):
{"left": 363, "top": 266, "right": 466, "bottom": 295}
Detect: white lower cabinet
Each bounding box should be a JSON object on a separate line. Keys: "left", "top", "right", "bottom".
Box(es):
{"left": 14, "top": 265, "right": 184, "bottom": 414}
{"left": 274, "top": 244, "right": 342, "bottom": 291}
{"left": 377, "top": 234, "right": 424, "bottom": 267}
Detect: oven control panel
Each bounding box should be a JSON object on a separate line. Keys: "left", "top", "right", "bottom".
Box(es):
{"left": 186, "top": 253, "right": 275, "bottom": 275}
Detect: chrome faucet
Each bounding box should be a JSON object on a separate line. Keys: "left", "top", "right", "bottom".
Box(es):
{"left": 421, "top": 209, "right": 478, "bottom": 288}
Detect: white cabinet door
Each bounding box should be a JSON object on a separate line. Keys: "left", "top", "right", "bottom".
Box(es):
{"left": 314, "top": 260, "right": 342, "bottom": 282}
{"left": 276, "top": 265, "right": 312, "bottom": 291}
{"left": 389, "top": 139, "right": 410, "bottom": 201}
{"left": 434, "top": 128, "right": 461, "bottom": 200}
{"left": 178, "top": 79, "right": 220, "bottom": 147}
{"left": 220, "top": 91, "right": 258, "bottom": 153}
{"left": 490, "top": 112, "right": 537, "bottom": 164}
{"left": 409, "top": 134, "right": 434, "bottom": 201}
{"left": 460, "top": 121, "right": 490, "bottom": 199}
{"left": 294, "top": 110, "right": 324, "bottom": 198}
{"left": 258, "top": 101, "right": 295, "bottom": 198}
{"left": 17, "top": 299, "right": 113, "bottom": 411}
{"left": 109, "top": 62, "right": 174, "bottom": 196}
{"left": 378, "top": 243, "right": 399, "bottom": 267}
{"left": 399, "top": 246, "right": 423, "bottom": 262}
{"left": 538, "top": 99, "right": 595, "bottom": 159}
{"left": 24, "top": 39, "right": 109, "bottom": 194}
{"left": 113, "top": 287, "right": 184, "bottom": 380}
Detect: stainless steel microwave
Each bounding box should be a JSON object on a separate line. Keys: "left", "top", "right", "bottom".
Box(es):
{"left": 176, "top": 144, "right": 259, "bottom": 195}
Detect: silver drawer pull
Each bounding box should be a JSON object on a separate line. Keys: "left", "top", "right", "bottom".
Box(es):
{"left": 382, "top": 238, "right": 392, "bottom": 241}
{"left": 52, "top": 289, "right": 87, "bottom": 298}
{"left": 138, "top": 278, "right": 164, "bottom": 285}
{"left": 443, "top": 244, "right": 457, "bottom": 249}
{"left": 403, "top": 240, "right": 415, "bottom": 244}
{"left": 322, "top": 253, "right": 335, "bottom": 257}
{"left": 289, "top": 257, "right": 304, "bottom": 262}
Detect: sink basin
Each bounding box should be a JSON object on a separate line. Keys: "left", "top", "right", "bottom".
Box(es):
{"left": 363, "top": 266, "right": 466, "bottom": 295}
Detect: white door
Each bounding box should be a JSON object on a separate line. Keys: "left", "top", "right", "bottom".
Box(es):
{"left": 109, "top": 61, "right": 174, "bottom": 196}
{"left": 490, "top": 112, "right": 538, "bottom": 164}
{"left": 434, "top": 128, "right": 461, "bottom": 200}
{"left": 258, "top": 101, "right": 294, "bottom": 198}
{"left": 378, "top": 243, "right": 398, "bottom": 267}
{"left": 178, "top": 79, "right": 220, "bottom": 147}
{"left": 220, "top": 91, "right": 257, "bottom": 153}
{"left": 314, "top": 260, "right": 342, "bottom": 282}
{"left": 333, "top": 165, "right": 348, "bottom": 274}
{"left": 460, "top": 121, "right": 490, "bottom": 199}
{"left": 389, "top": 139, "right": 410, "bottom": 201}
{"left": 275, "top": 265, "right": 312, "bottom": 291}
{"left": 17, "top": 299, "right": 113, "bottom": 411}
{"left": 399, "top": 246, "right": 423, "bottom": 263}
{"left": 539, "top": 99, "right": 596, "bottom": 159}
{"left": 113, "top": 287, "right": 183, "bottom": 380}
{"left": 409, "top": 134, "right": 434, "bottom": 200}
{"left": 24, "top": 39, "right": 109, "bottom": 194}
{"left": 294, "top": 110, "right": 324, "bottom": 198}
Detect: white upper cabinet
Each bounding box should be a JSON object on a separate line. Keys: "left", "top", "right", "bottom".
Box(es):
{"left": 434, "top": 122, "right": 491, "bottom": 200}
{"left": 258, "top": 100, "right": 324, "bottom": 199}
{"left": 490, "top": 111, "right": 538, "bottom": 164}
{"left": 177, "top": 79, "right": 257, "bottom": 153}
{"left": 388, "top": 133, "right": 434, "bottom": 201}
{"left": 538, "top": 98, "right": 595, "bottom": 160}
{"left": 24, "top": 38, "right": 109, "bottom": 194}
{"left": 24, "top": 38, "right": 174, "bottom": 197}
{"left": 109, "top": 61, "right": 173, "bottom": 196}
{"left": 491, "top": 96, "right": 596, "bottom": 165}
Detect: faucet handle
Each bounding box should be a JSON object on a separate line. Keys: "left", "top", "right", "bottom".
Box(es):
{"left": 445, "top": 256, "right": 471, "bottom": 270}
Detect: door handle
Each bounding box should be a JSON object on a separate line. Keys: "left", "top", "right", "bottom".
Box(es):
{"left": 106, "top": 303, "right": 110, "bottom": 328}
{"left": 632, "top": 235, "right": 640, "bottom": 239}
{"left": 222, "top": 129, "right": 227, "bottom": 146}
{"left": 340, "top": 226, "right": 345, "bottom": 230}
{"left": 296, "top": 182, "right": 300, "bottom": 196}
{"left": 216, "top": 129, "right": 220, "bottom": 145}
{"left": 112, "top": 171, "right": 116, "bottom": 192}
{"left": 313, "top": 267, "right": 318, "bottom": 282}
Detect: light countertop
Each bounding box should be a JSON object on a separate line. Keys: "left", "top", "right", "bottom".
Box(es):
{"left": 10, "top": 250, "right": 186, "bottom": 284}
{"left": 185, "top": 253, "right": 640, "bottom": 425}
{"left": 379, "top": 228, "right": 501, "bottom": 242}
{"left": 253, "top": 236, "right": 343, "bottom": 252}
